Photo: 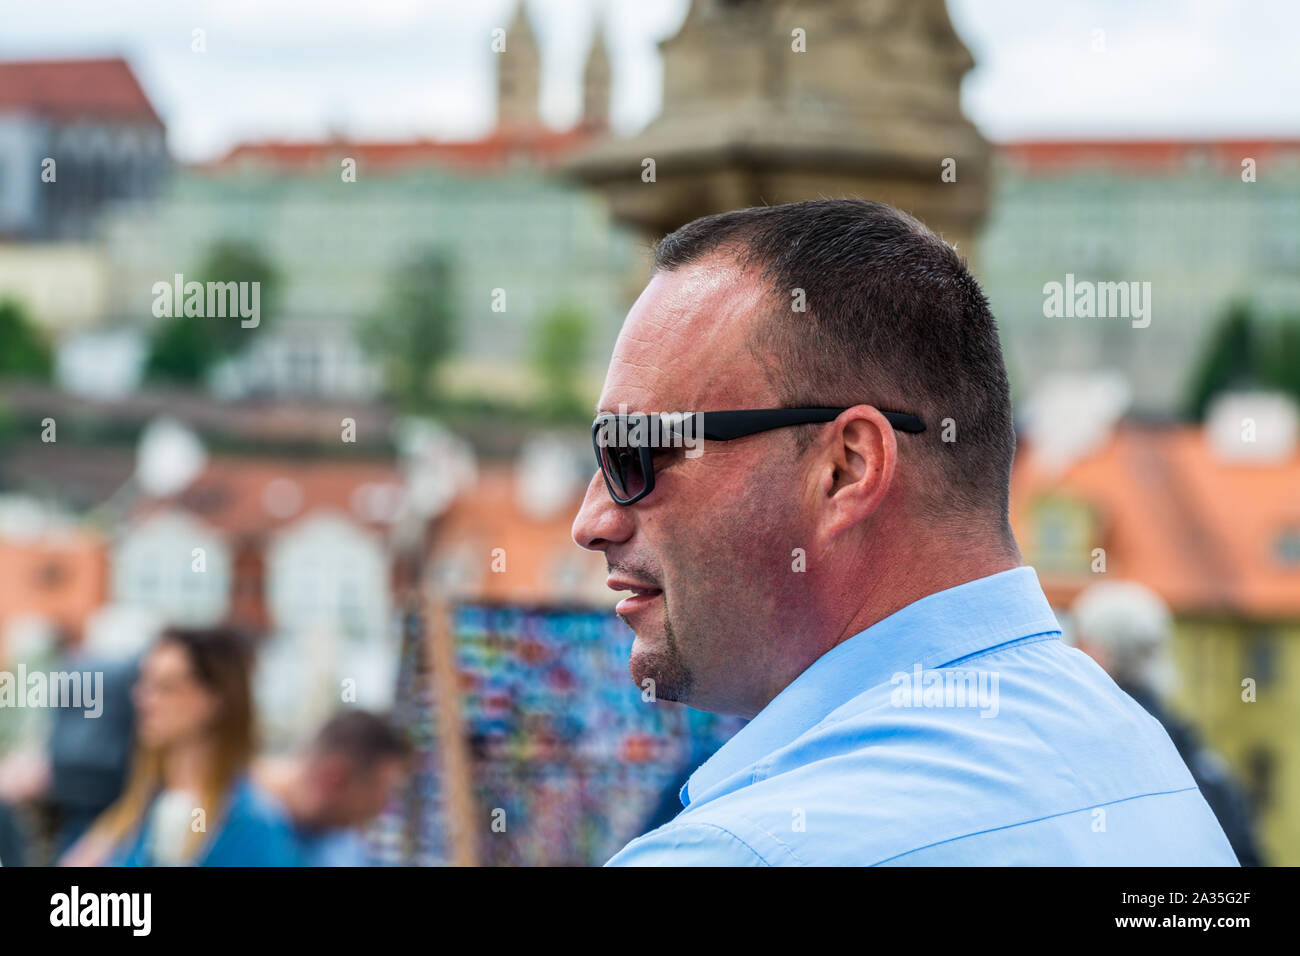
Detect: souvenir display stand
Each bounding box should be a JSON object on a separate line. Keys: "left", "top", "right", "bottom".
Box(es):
{"left": 374, "top": 598, "right": 743, "bottom": 866}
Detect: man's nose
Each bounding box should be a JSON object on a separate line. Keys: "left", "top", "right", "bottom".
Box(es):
{"left": 572, "top": 470, "right": 634, "bottom": 552}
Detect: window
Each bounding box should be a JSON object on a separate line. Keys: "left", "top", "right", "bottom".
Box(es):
{"left": 1245, "top": 747, "right": 1274, "bottom": 812}
{"left": 34, "top": 560, "right": 67, "bottom": 591}
{"left": 1276, "top": 527, "right": 1300, "bottom": 566}
{"left": 1245, "top": 629, "right": 1278, "bottom": 688}
{"left": 1043, "top": 511, "right": 1073, "bottom": 555}
{"left": 1032, "top": 497, "right": 1094, "bottom": 573}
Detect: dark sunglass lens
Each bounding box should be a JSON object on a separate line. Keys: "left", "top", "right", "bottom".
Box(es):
{"left": 597, "top": 441, "right": 625, "bottom": 499}
{"left": 596, "top": 417, "right": 651, "bottom": 503}
{"left": 604, "top": 443, "right": 646, "bottom": 501}
{"left": 618, "top": 445, "right": 647, "bottom": 500}
{"left": 596, "top": 417, "right": 653, "bottom": 503}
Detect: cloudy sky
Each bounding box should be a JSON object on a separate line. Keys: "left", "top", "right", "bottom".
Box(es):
{"left": 1, "top": 0, "right": 1296, "bottom": 162}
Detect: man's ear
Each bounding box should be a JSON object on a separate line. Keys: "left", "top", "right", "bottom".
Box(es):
{"left": 820, "top": 405, "right": 898, "bottom": 539}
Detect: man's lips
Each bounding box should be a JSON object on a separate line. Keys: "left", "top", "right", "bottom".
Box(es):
{"left": 606, "top": 576, "right": 663, "bottom": 616}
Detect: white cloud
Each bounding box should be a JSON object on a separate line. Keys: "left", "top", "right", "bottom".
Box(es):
{"left": 950, "top": 0, "right": 1300, "bottom": 138}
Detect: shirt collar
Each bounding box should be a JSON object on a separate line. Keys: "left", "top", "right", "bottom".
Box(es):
{"left": 680, "top": 565, "right": 1061, "bottom": 808}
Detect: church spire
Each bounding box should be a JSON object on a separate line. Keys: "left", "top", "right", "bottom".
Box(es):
{"left": 497, "top": 0, "right": 540, "bottom": 128}
{"left": 581, "top": 14, "right": 611, "bottom": 131}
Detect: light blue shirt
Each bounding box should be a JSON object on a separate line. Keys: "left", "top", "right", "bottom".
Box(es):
{"left": 607, "top": 567, "right": 1239, "bottom": 866}
{"left": 114, "top": 776, "right": 302, "bottom": 867}
{"left": 294, "top": 827, "right": 372, "bottom": 867}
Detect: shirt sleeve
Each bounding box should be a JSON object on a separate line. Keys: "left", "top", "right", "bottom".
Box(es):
{"left": 304, "top": 831, "right": 373, "bottom": 867}
{"left": 214, "top": 811, "right": 303, "bottom": 866}
{"left": 200, "top": 784, "right": 304, "bottom": 867}
{"left": 604, "top": 822, "right": 771, "bottom": 866}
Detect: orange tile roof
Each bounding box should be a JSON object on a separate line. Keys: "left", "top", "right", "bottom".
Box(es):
{"left": 0, "top": 531, "right": 108, "bottom": 643}
{"left": 0, "top": 56, "right": 162, "bottom": 125}
{"left": 135, "top": 456, "right": 404, "bottom": 540}
{"left": 1011, "top": 425, "right": 1300, "bottom": 617}
{"left": 997, "top": 138, "right": 1300, "bottom": 174}
{"left": 207, "top": 125, "right": 600, "bottom": 175}
{"left": 429, "top": 468, "right": 606, "bottom": 605}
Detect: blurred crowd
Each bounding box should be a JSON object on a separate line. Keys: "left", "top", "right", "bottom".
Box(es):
{"left": 0, "top": 581, "right": 1268, "bottom": 867}
{"left": 0, "top": 625, "right": 409, "bottom": 867}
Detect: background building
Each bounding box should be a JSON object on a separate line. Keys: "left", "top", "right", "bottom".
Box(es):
{"left": 118, "top": 456, "right": 409, "bottom": 749}
{"left": 979, "top": 139, "right": 1300, "bottom": 414}
{"left": 1012, "top": 389, "right": 1300, "bottom": 862}
{"left": 0, "top": 0, "right": 1296, "bottom": 867}
{"left": 99, "top": 150, "right": 638, "bottom": 401}
{"left": 0, "top": 57, "right": 168, "bottom": 241}
{"left": 91, "top": 8, "right": 637, "bottom": 403}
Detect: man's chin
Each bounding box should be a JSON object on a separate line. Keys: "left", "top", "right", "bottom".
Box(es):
{"left": 626, "top": 629, "right": 693, "bottom": 703}
{"left": 620, "top": 610, "right": 664, "bottom": 649}
{"left": 625, "top": 629, "right": 658, "bottom": 678}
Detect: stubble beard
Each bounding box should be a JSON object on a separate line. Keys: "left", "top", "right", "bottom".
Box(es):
{"left": 622, "top": 594, "right": 694, "bottom": 704}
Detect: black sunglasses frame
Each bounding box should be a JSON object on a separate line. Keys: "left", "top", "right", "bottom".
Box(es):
{"left": 591, "top": 406, "right": 926, "bottom": 506}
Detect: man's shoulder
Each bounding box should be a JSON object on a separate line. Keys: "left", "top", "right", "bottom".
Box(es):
{"left": 296, "top": 827, "right": 372, "bottom": 867}
{"left": 230, "top": 776, "right": 294, "bottom": 825}
{"left": 612, "top": 638, "right": 1236, "bottom": 866}
{"left": 203, "top": 777, "right": 303, "bottom": 866}
{"left": 606, "top": 819, "right": 790, "bottom": 866}
{"left": 808, "top": 634, "right": 1194, "bottom": 785}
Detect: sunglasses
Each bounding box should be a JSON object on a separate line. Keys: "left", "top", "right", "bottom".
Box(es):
{"left": 591, "top": 406, "right": 926, "bottom": 506}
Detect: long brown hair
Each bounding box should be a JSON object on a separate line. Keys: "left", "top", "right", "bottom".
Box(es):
{"left": 92, "top": 626, "right": 256, "bottom": 863}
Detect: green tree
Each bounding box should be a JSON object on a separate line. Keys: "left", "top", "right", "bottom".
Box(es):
{"left": 1186, "top": 302, "right": 1300, "bottom": 418}
{"left": 532, "top": 302, "right": 592, "bottom": 421}
{"left": 1260, "top": 315, "right": 1300, "bottom": 405}
{"left": 196, "top": 240, "right": 281, "bottom": 354}
{"left": 1184, "top": 301, "right": 1260, "bottom": 420}
{"left": 143, "top": 312, "right": 213, "bottom": 383}
{"left": 0, "top": 299, "right": 53, "bottom": 381}
{"left": 364, "top": 249, "right": 457, "bottom": 407}
{"left": 144, "top": 240, "right": 281, "bottom": 384}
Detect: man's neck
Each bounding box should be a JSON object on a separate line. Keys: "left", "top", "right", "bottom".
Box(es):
{"left": 748, "top": 542, "right": 1023, "bottom": 717}
{"left": 834, "top": 551, "right": 1023, "bottom": 652}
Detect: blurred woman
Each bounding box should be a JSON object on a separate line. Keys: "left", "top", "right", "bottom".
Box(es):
{"left": 61, "top": 626, "right": 299, "bottom": 866}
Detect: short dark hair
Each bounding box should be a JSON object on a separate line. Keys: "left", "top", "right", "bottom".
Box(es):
{"left": 652, "top": 198, "right": 1016, "bottom": 533}
{"left": 311, "top": 710, "right": 409, "bottom": 770}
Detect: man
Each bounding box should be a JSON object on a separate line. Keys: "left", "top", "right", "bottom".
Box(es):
{"left": 0, "top": 801, "right": 25, "bottom": 867}
{"left": 1071, "top": 581, "right": 1264, "bottom": 865}
{"left": 571, "top": 198, "right": 1238, "bottom": 865}
{"left": 257, "top": 710, "right": 409, "bottom": 866}
{"left": 46, "top": 650, "right": 138, "bottom": 857}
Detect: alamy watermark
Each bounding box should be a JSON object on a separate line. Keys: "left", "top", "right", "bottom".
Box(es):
{"left": 0, "top": 666, "right": 103, "bottom": 718}
{"left": 890, "top": 662, "right": 1000, "bottom": 718}
{"left": 594, "top": 405, "right": 705, "bottom": 458}
{"left": 1042, "top": 273, "right": 1151, "bottom": 328}
{"left": 152, "top": 273, "right": 260, "bottom": 328}
{"left": 50, "top": 886, "right": 151, "bottom": 936}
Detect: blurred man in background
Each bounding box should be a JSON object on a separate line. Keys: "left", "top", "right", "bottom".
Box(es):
{"left": 0, "top": 625, "right": 139, "bottom": 864}
{"left": 256, "top": 710, "right": 409, "bottom": 866}
{"left": 46, "top": 633, "right": 140, "bottom": 857}
{"left": 0, "top": 801, "right": 25, "bottom": 866}
{"left": 1072, "top": 581, "right": 1264, "bottom": 865}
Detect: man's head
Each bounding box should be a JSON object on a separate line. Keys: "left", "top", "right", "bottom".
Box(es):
{"left": 572, "top": 198, "right": 1020, "bottom": 718}
{"left": 296, "top": 710, "right": 410, "bottom": 831}
{"left": 1071, "top": 580, "right": 1177, "bottom": 698}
